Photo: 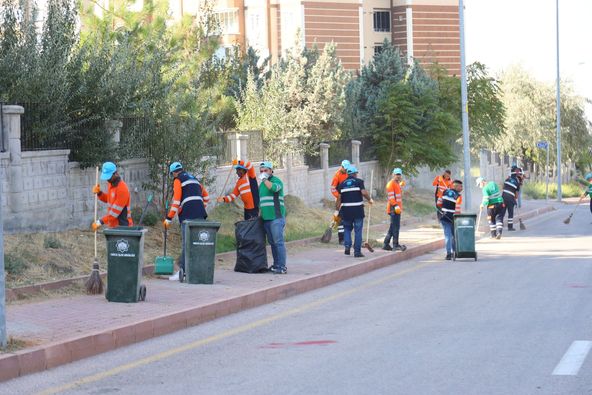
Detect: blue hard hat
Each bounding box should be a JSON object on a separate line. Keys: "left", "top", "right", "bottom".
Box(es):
{"left": 260, "top": 161, "right": 273, "bottom": 170}
{"left": 585, "top": 172, "right": 592, "bottom": 181}
{"left": 169, "top": 162, "right": 183, "bottom": 174}
{"left": 347, "top": 165, "right": 358, "bottom": 175}
{"left": 100, "top": 162, "right": 117, "bottom": 180}
{"left": 392, "top": 167, "right": 402, "bottom": 175}
{"left": 341, "top": 160, "right": 351, "bottom": 168}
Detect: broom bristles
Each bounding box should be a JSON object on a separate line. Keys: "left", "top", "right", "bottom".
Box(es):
{"left": 320, "top": 227, "right": 332, "bottom": 243}
{"left": 519, "top": 218, "right": 526, "bottom": 230}
{"left": 563, "top": 215, "right": 572, "bottom": 225}
{"left": 85, "top": 261, "right": 104, "bottom": 295}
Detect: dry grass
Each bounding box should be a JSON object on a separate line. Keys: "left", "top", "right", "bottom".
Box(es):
{"left": 5, "top": 192, "right": 437, "bottom": 290}
{"left": 0, "top": 336, "right": 35, "bottom": 353}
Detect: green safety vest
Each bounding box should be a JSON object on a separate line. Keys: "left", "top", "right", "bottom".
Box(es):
{"left": 482, "top": 181, "right": 504, "bottom": 206}
{"left": 259, "top": 175, "right": 286, "bottom": 220}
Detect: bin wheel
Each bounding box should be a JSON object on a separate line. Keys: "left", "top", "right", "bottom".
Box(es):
{"left": 139, "top": 285, "right": 147, "bottom": 301}
{"left": 474, "top": 252, "right": 478, "bottom": 261}
{"left": 179, "top": 268, "right": 184, "bottom": 283}
{"left": 104, "top": 285, "right": 108, "bottom": 300}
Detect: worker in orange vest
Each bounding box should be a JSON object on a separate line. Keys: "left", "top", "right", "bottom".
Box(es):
{"left": 91, "top": 162, "right": 133, "bottom": 230}
{"left": 217, "top": 159, "right": 259, "bottom": 220}
{"left": 432, "top": 170, "right": 453, "bottom": 220}
{"left": 383, "top": 168, "right": 406, "bottom": 251}
{"left": 330, "top": 160, "right": 351, "bottom": 245}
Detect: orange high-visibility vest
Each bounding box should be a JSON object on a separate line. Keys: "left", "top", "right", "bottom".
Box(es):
{"left": 98, "top": 180, "right": 133, "bottom": 228}
{"left": 331, "top": 169, "right": 349, "bottom": 198}
{"left": 386, "top": 180, "right": 403, "bottom": 214}
{"left": 432, "top": 175, "right": 453, "bottom": 198}
{"left": 223, "top": 161, "right": 257, "bottom": 210}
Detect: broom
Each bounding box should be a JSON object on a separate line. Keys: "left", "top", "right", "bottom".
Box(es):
{"left": 85, "top": 166, "right": 104, "bottom": 295}
{"left": 362, "top": 170, "right": 375, "bottom": 253}
{"left": 564, "top": 195, "right": 586, "bottom": 224}
{"left": 320, "top": 218, "right": 335, "bottom": 243}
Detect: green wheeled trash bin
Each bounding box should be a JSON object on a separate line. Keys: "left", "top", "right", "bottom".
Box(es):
{"left": 103, "top": 226, "right": 148, "bottom": 302}
{"left": 179, "top": 220, "right": 221, "bottom": 284}
{"left": 453, "top": 214, "right": 478, "bottom": 261}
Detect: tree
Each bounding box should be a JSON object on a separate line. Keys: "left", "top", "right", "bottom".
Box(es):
{"left": 497, "top": 65, "right": 591, "bottom": 169}
{"left": 235, "top": 41, "right": 350, "bottom": 162}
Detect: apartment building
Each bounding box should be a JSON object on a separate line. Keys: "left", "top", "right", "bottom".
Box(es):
{"left": 34, "top": 0, "right": 459, "bottom": 74}
{"left": 204, "top": 0, "right": 461, "bottom": 75}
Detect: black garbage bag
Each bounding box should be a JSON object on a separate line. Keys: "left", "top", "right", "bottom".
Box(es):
{"left": 234, "top": 217, "right": 268, "bottom": 273}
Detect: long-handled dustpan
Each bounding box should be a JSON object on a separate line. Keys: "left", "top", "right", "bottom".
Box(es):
{"left": 154, "top": 228, "right": 175, "bottom": 275}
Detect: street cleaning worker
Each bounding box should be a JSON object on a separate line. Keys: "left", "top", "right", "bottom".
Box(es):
{"left": 336, "top": 166, "right": 373, "bottom": 258}
{"left": 91, "top": 162, "right": 133, "bottom": 230}
{"left": 432, "top": 170, "right": 453, "bottom": 220}
{"left": 330, "top": 159, "right": 351, "bottom": 245}
{"left": 163, "top": 162, "right": 210, "bottom": 281}
{"left": 437, "top": 180, "right": 463, "bottom": 260}
{"left": 258, "top": 161, "right": 287, "bottom": 274}
{"left": 581, "top": 172, "right": 592, "bottom": 219}
{"left": 383, "top": 168, "right": 406, "bottom": 252}
{"left": 502, "top": 165, "right": 521, "bottom": 231}
{"left": 217, "top": 159, "right": 259, "bottom": 220}
{"left": 476, "top": 176, "right": 506, "bottom": 239}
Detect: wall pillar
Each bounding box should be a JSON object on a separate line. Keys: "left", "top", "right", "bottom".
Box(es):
{"left": 351, "top": 140, "right": 361, "bottom": 168}
{"left": 3, "top": 105, "right": 25, "bottom": 213}
{"left": 238, "top": 134, "right": 249, "bottom": 161}
{"left": 320, "top": 143, "right": 330, "bottom": 200}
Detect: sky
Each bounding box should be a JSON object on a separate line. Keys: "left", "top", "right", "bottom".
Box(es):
{"left": 465, "top": 0, "right": 592, "bottom": 120}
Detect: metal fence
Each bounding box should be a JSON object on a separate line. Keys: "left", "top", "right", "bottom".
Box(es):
{"left": 328, "top": 140, "right": 352, "bottom": 167}
{"left": 0, "top": 103, "right": 5, "bottom": 152}
{"left": 304, "top": 152, "right": 321, "bottom": 169}
{"left": 358, "top": 137, "right": 377, "bottom": 162}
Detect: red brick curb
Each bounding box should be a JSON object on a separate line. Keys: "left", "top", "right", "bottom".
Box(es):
{"left": 0, "top": 237, "right": 443, "bottom": 383}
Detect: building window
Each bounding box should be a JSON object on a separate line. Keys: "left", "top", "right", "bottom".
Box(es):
{"left": 374, "top": 45, "right": 383, "bottom": 55}
{"left": 373, "top": 11, "right": 391, "bottom": 32}
{"left": 216, "top": 9, "right": 239, "bottom": 35}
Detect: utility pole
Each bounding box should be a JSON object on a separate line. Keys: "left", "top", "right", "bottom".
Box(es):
{"left": 459, "top": 0, "right": 472, "bottom": 210}
{"left": 0, "top": 150, "right": 6, "bottom": 348}
{"left": 555, "top": 0, "right": 562, "bottom": 201}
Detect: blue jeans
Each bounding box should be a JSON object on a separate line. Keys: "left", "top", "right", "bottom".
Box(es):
{"left": 342, "top": 217, "right": 363, "bottom": 254}
{"left": 383, "top": 213, "right": 401, "bottom": 246}
{"left": 263, "top": 217, "right": 287, "bottom": 270}
{"left": 440, "top": 217, "right": 455, "bottom": 255}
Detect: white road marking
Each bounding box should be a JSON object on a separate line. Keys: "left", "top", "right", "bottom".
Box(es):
{"left": 552, "top": 341, "right": 592, "bottom": 376}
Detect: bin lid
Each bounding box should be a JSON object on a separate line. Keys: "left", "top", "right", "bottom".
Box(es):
{"left": 453, "top": 213, "right": 477, "bottom": 219}
{"left": 103, "top": 226, "right": 147, "bottom": 236}
{"left": 183, "top": 220, "right": 221, "bottom": 230}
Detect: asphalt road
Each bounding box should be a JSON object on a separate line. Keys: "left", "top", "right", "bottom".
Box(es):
{"left": 3, "top": 203, "right": 592, "bottom": 395}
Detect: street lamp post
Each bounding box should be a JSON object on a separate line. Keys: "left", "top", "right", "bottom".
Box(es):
{"left": 555, "top": 0, "right": 562, "bottom": 201}
{"left": 459, "top": 0, "right": 472, "bottom": 210}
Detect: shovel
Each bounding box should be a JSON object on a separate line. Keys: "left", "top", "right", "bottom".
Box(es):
{"left": 154, "top": 227, "right": 175, "bottom": 275}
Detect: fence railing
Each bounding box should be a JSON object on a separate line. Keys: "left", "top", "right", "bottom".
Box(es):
{"left": 328, "top": 139, "right": 352, "bottom": 167}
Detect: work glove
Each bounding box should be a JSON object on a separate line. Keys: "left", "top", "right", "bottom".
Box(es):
{"left": 163, "top": 219, "right": 172, "bottom": 229}
{"left": 400, "top": 180, "right": 406, "bottom": 187}
{"left": 92, "top": 184, "right": 101, "bottom": 194}
{"left": 259, "top": 172, "right": 269, "bottom": 181}
{"left": 368, "top": 199, "right": 374, "bottom": 205}
{"left": 91, "top": 220, "right": 102, "bottom": 231}
{"left": 332, "top": 210, "right": 340, "bottom": 222}
{"left": 216, "top": 196, "right": 225, "bottom": 203}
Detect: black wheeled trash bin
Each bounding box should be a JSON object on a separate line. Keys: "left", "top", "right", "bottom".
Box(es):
{"left": 453, "top": 214, "right": 478, "bottom": 261}
{"left": 103, "top": 226, "right": 148, "bottom": 302}
{"left": 180, "top": 220, "right": 221, "bottom": 284}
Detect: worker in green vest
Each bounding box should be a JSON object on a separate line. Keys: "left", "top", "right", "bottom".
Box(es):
{"left": 258, "top": 161, "right": 287, "bottom": 274}
{"left": 477, "top": 176, "right": 506, "bottom": 239}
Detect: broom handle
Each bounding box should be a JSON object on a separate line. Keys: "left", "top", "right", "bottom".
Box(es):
{"left": 218, "top": 165, "right": 234, "bottom": 198}
{"left": 366, "top": 170, "right": 374, "bottom": 242}
{"left": 94, "top": 166, "right": 99, "bottom": 259}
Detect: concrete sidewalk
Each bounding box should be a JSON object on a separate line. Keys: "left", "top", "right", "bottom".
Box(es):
{"left": 0, "top": 201, "right": 554, "bottom": 382}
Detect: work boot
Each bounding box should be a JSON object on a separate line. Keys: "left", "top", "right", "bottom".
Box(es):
{"left": 496, "top": 230, "right": 503, "bottom": 240}
{"left": 344, "top": 248, "right": 351, "bottom": 255}
{"left": 508, "top": 224, "right": 515, "bottom": 231}
{"left": 445, "top": 253, "right": 452, "bottom": 260}
{"left": 394, "top": 244, "right": 407, "bottom": 252}
{"left": 354, "top": 252, "right": 365, "bottom": 258}
{"left": 490, "top": 231, "right": 496, "bottom": 239}
{"left": 168, "top": 271, "right": 180, "bottom": 281}
{"left": 382, "top": 244, "right": 393, "bottom": 251}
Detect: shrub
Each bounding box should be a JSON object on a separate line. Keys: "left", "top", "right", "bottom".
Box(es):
{"left": 43, "top": 235, "right": 62, "bottom": 249}
{"left": 131, "top": 206, "right": 159, "bottom": 227}
{"left": 4, "top": 253, "right": 29, "bottom": 276}
{"left": 522, "top": 182, "right": 584, "bottom": 199}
